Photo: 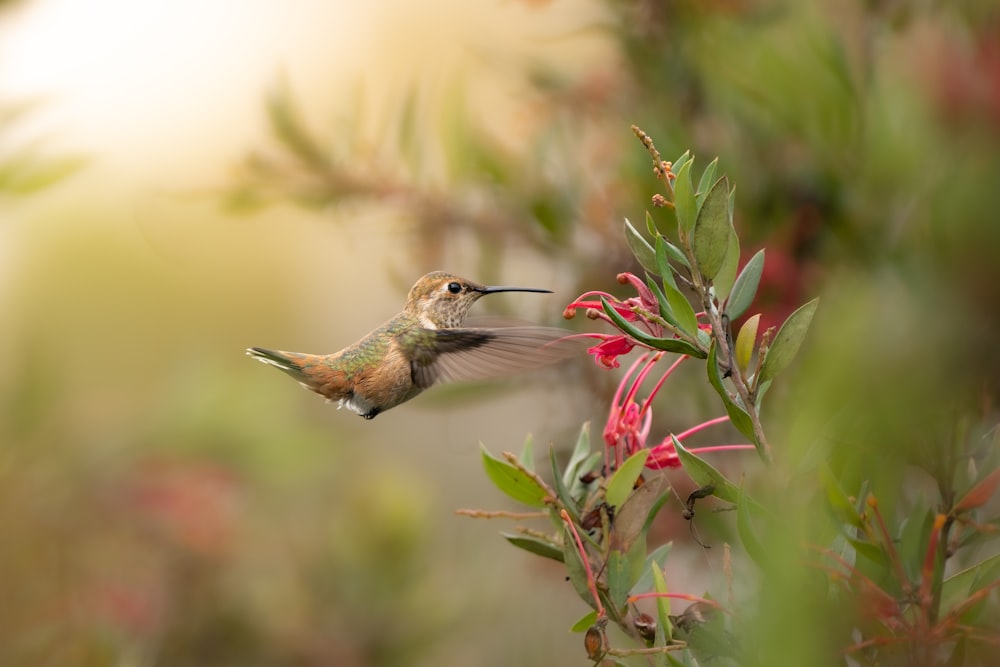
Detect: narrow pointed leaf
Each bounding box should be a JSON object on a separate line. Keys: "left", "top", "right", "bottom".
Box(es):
{"left": 655, "top": 238, "right": 699, "bottom": 336}
{"left": 625, "top": 218, "right": 659, "bottom": 276}
{"left": 654, "top": 236, "right": 687, "bottom": 289}
{"left": 519, "top": 435, "right": 535, "bottom": 470}
{"left": 671, "top": 150, "right": 692, "bottom": 177}
{"left": 735, "top": 314, "right": 760, "bottom": 375}
{"left": 673, "top": 159, "right": 697, "bottom": 238}
{"left": 611, "top": 474, "right": 668, "bottom": 555}
{"left": 692, "top": 177, "right": 732, "bottom": 280}
{"left": 942, "top": 552, "right": 1000, "bottom": 615}
{"left": 651, "top": 562, "right": 674, "bottom": 644}
{"left": 480, "top": 444, "right": 548, "bottom": 507}
{"left": 631, "top": 543, "right": 673, "bottom": 595}
{"left": 606, "top": 449, "right": 651, "bottom": 509}
{"left": 502, "top": 533, "right": 565, "bottom": 562}
{"left": 570, "top": 611, "right": 599, "bottom": 633}
{"left": 727, "top": 249, "right": 765, "bottom": 321}
{"left": 706, "top": 342, "right": 757, "bottom": 446}
{"left": 562, "top": 422, "right": 593, "bottom": 490}
{"left": 646, "top": 210, "right": 659, "bottom": 238}
{"left": 600, "top": 297, "right": 704, "bottom": 357}
{"left": 847, "top": 536, "right": 889, "bottom": 568}
{"left": 655, "top": 234, "right": 678, "bottom": 290}
{"left": 736, "top": 485, "right": 768, "bottom": 568}
{"left": 662, "top": 237, "right": 690, "bottom": 271}
{"left": 569, "top": 452, "right": 603, "bottom": 501}
{"left": 759, "top": 298, "right": 819, "bottom": 384}
{"left": 822, "top": 467, "right": 865, "bottom": 530}
{"left": 713, "top": 231, "right": 741, "bottom": 302}
{"left": 696, "top": 157, "right": 719, "bottom": 203}
{"left": 646, "top": 277, "right": 681, "bottom": 330}
{"left": 672, "top": 436, "right": 741, "bottom": 504}
{"left": 550, "top": 445, "right": 580, "bottom": 523}
{"left": 562, "top": 525, "right": 593, "bottom": 600}
{"left": 607, "top": 550, "right": 632, "bottom": 613}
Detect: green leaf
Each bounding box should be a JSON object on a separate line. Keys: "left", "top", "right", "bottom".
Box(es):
{"left": 759, "top": 298, "right": 819, "bottom": 384}
{"left": 822, "top": 467, "right": 864, "bottom": 530}
{"left": 942, "top": 552, "right": 1000, "bottom": 617}
{"left": 562, "top": 422, "right": 592, "bottom": 490}
{"left": 706, "top": 343, "right": 757, "bottom": 446}
{"left": 692, "top": 177, "right": 733, "bottom": 280}
{"left": 646, "top": 277, "right": 681, "bottom": 330}
{"left": 663, "top": 237, "right": 691, "bottom": 271}
{"left": 654, "top": 235, "right": 690, "bottom": 292}
{"left": 625, "top": 218, "right": 660, "bottom": 276}
{"left": 562, "top": 524, "right": 593, "bottom": 600}
{"left": 550, "top": 445, "right": 580, "bottom": 523}
{"left": 599, "top": 297, "right": 705, "bottom": 358}
{"left": 631, "top": 543, "right": 673, "bottom": 595}
{"left": 735, "top": 314, "right": 760, "bottom": 375}
{"left": 607, "top": 550, "right": 632, "bottom": 614}
{"left": 519, "top": 434, "right": 535, "bottom": 470}
{"left": 713, "top": 231, "right": 741, "bottom": 303}
{"left": 727, "top": 249, "right": 765, "bottom": 321}
{"left": 673, "top": 159, "right": 698, "bottom": 239}
{"left": 847, "top": 536, "right": 889, "bottom": 569}
{"left": 736, "top": 485, "right": 768, "bottom": 568}
{"left": 646, "top": 210, "right": 659, "bottom": 238}
{"left": 0, "top": 155, "right": 87, "bottom": 195}
{"left": 671, "top": 150, "right": 692, "bottom": 177}
{"left": 502, "top": 533, "right": 565, "bottom": 562}
{"left": 570, "top": 610, "right": 599, "bottom": 633}
{"left": 480, "top": 444, "right": 548, "bottom": 507}
{"left": 651, "top": 561, "right": 674, "bottom": 644}
{"left": 266, "top": 85, "right": 327, "bottom": 168}
{"left": 610, "top": 474, "right": 668, "bottom": 557}
{"left": 606, "top": 449, "right": 651, "bottom": 508}
{"left": 655, "top": 237, "right": 699, "bottom": 336}
{"left": 696, "top": 157, "right": 719, "bottom": 204}
{"left": 672, "top": 436, "right": 740, "bottom": 503}
{"left": 569, "top": 452, "right": 603, "bottom": 501}
{"left": 898, "top": 505, "right": 933, "bottom": 581}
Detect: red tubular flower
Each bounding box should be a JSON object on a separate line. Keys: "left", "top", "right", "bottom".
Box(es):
{"left": 563, "top": 293, "right": 640, "bottom": 324}
{"left": 570, "top": 273, "right": 752, "bottom": 475}
{"left": 586, "top": 335, "right": 636, "bottom": 369}
{"left": 564, "top": 272, "right": 666, "bottom": 342}
{"left": 616, "top": 272, "right": 658, "bottom": 313}
{"left": 646, "top": 439, "right": 682, "bottom": 469}
{"left": 646, "top": 439, "right": 755, "bottom": 470}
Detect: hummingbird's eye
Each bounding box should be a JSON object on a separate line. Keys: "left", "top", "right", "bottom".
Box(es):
{"left": 447, "top": 282, "right": 462, "bottom": 294}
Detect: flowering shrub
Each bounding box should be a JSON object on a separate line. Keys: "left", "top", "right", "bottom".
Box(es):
{"left": 464, "top": 128, "right": 1000, "bottom": 665}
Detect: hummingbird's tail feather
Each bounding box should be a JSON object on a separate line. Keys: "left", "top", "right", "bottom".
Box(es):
{"left": 247, "top": 347, "right": 351, "bottom": 403}
{"left": 247, "top": 346, "right": 323, "bottom": 384}
{"left": 246, "top": 347, "right": 303, "bottom": 373}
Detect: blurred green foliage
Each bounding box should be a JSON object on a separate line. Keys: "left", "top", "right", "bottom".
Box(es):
{"left": 3, "top": 0, "right": 1000, "bottom": 665}
{"left": 0, "top": 101, "right": 85, "bottom": 200}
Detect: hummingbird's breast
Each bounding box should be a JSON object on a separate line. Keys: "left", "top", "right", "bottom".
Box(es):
{"left": 330, "top": 314, "right": 424, "bottom": 418}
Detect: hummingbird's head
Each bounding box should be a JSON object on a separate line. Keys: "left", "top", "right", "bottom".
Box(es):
{"left": 405, "top": 271, "right": 552, "bottom": 329}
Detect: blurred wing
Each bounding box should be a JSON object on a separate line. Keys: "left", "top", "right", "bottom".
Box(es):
{"left": 410, "top": 326, "right": 583, "bottom": 390}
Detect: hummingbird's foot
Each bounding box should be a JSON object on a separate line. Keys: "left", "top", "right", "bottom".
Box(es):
{"left": 361, "top": 407, "right": 381, "bottom": 420}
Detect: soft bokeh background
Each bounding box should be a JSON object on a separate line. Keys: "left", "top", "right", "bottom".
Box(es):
{"left": 2, "top": 0, "right": 999, "bottom": 665}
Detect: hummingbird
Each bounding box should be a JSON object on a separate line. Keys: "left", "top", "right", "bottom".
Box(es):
{"left": 246, "top": 271, "right": 578, "bottom": 419}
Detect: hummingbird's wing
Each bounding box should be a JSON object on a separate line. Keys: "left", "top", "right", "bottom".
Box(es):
{"left": 409, "top": 326, "right": 583, "bottom": 389}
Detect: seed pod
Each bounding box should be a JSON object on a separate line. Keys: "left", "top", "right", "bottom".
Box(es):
{"left": 584, "top": 626, "right": 604, "bottom": 661}
{"left": 633, "top": 612, "right": 657, "bottom": 642}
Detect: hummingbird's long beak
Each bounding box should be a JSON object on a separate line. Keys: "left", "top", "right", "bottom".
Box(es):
{"left": 478, "top": 285, "right": 553, "bottom": 295}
